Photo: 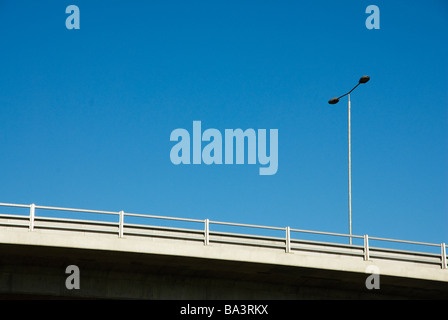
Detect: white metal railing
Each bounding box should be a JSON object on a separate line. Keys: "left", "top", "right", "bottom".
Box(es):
{"left": 0, "top": 202, "right": 446, "bottom": 269}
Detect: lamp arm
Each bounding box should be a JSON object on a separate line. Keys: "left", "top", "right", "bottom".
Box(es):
{"left": 337, "top": 83, "right": 361, "bottom": 100}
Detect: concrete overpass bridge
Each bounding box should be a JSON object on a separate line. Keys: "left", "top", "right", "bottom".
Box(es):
{"left": 0, "top": 202, "right": 447, "bottom": 299}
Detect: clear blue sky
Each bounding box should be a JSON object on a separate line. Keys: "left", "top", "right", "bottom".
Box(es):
{"left": 1, "top": 1, "right": 447, "bottom": 247}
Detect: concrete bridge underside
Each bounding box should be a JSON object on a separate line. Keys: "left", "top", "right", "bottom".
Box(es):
{"left": 0, "top": 242, "right": 446, "bottom": 300}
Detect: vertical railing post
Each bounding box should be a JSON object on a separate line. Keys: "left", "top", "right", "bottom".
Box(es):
{"left": 363, "top": 234, "right": 370, "bottom": 261}
{"left": 441, "top": 243, "right": 447, "bottom": 269}
{"left": 204, "top": 219, "right": 209, "bottom": 246}
{"left": 119, "top": 211, "right": 124, "bottom": 238}
{"left": 29, "top": 203, "right": 35, "bottom": 231}
{"left": 286, "top": 226, "right": 291, "bottom": 253}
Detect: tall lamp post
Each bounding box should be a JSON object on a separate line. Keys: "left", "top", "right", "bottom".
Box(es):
{"left": 329, "top": 75, "right": 370, "bottom": 245}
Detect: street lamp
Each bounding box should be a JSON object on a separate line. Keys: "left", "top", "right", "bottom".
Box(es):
{"left": 328, "top": 75, "right": 370, "bottom": 245}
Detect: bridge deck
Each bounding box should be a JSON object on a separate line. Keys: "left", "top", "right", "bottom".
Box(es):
{"left": 0, "top": 202, "right": 447, "bottom": 299}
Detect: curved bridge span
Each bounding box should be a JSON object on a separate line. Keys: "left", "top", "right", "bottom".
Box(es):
{"left": 0, "top": 202, "right": 447, "bottom": 299}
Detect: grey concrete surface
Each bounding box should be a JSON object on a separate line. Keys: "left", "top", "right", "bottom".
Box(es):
{"left": 0, "top": 229, "right": 447, "bottom": 299}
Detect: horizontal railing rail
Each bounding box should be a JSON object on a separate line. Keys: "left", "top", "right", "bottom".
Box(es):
{"left": 0, "top": 202, "right": 446, "bottom": 269}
